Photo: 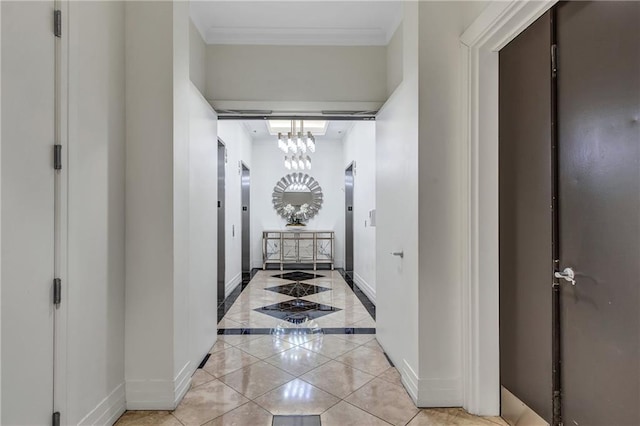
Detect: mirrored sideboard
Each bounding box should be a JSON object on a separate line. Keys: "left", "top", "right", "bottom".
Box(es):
{"left": 262, "top": 230, "right": 335, "bottom": 270}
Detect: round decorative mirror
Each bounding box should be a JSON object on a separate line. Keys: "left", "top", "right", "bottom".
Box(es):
{"left": 272, "top": 173, "right": 323, "bottom": 220}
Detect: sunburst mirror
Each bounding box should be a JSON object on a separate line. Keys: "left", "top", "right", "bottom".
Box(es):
{"left": 272, "top": 173, "right": 323, "bottom": 219}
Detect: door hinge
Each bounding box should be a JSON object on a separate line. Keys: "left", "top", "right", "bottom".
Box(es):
{"left": 54, "top": 10, "right": 62, "bottom": 38}
{"left": 54, "top": 144, "right": 62, "bottom": 170}
{"left": 53, "top": 278, "right": 62, "bottom": 306}
{"left": 52, "top": 411, "right": 60, "bottom": 426}
{"left": 551, "top": 43, "right": 558, "bottom": 77}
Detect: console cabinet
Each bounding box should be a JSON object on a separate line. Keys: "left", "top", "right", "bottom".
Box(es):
{"left": 262, "top": 230, "right": 334, "bottom": 270}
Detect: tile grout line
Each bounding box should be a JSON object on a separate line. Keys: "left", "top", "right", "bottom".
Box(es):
{"left": 211, "top": 338, "right": 388, "bottom": 418}
{"left": 403, "top": 409, "right": 422, "bottom": 425}
{"left": 341, "top": 399, "right": 396, "bottom": 426}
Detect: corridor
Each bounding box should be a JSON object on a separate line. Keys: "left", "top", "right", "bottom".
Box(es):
{"left": 115, "top": 271, "right": 508, "bottom": 426}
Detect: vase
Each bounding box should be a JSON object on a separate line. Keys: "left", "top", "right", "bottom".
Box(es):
{"left": 286, "top": 222, "right": 306, "bottom": 227}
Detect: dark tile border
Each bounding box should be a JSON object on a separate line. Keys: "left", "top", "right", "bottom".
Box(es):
{"left": 383, "top": 352, "right": 395, "bottom": 368}
{"left": 197, "top": 353, "right": 211, "bottom": 369}
{"left": 336, "top": 269, "right": 376, "bottom": 320}
{"left": 217, "top": 267, "right": 376, "bottom": 324}
{"left": 217, "top": 268, "right": 260, "bottom": 322}
{"left": 217, "top": 327, "right": 376, "bottom": 335}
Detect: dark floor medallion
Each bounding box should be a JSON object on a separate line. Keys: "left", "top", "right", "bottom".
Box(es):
{"left": 265, "top": 282, "right": 331, "bottom": 298}
{"left": 255, "top": 299, "right": 341, "bottom": 324}
{"left": 271, "top": 271, "right": 324, "bottom": 281}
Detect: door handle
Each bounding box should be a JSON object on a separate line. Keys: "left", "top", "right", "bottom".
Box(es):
{"left": 391, "top": 251, "right": 404, "bottom": 258}
{"left": 554, "top": 267, "right": 576, "bottom": 285}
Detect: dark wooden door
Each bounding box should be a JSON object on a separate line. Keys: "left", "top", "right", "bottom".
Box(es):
{"left": 557, "top": 2, "right": 640, "bottom": 424}
{"left": 499, "top": 11, "right": 553, "bottom": 423}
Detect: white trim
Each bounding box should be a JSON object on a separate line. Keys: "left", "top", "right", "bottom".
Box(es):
{"left": 353, "top": 272, "right": 376, "bottom": 305}
{"left": 54, "top": 1, "right": 70, "bottom": 423}
{"left": 400, "top": 359, "right": 463, "bottom": 408}
{"left": 384, "top": 4, "right": 403, "bottom": 45}
{"left": 209, "top": 100, "right": 383, "bottom": 115}
{"left": 459, "top": 0, "right": 556, "bottom": 417}
{"left": 125, "top": 362, "right": 193, "bottom": 411}
{"left": 125, "top": 379, "right": 176, "bottom": 410}
{"left": 418, "top": 378, "right": 463, "bottom": 408}
{"left": 0, "top": 2, "right": 2, "bottom": 415}
{"left": 400, "top": 359, "right": 419, "bottom": 404}
{"left": 225, "top": 272, "right": 242, "bottom": 298}
{"left": 173, "top": 361, "right": 193, "bottom": 407}
{"left": 77, "top": 383, "right": 126, "bottom": 426}
{"left": 204, "top": 27, "right": 389, "bottom": 46}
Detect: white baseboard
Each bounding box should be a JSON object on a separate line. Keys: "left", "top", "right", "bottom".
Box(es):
{"left": 173, "top": 361, "right": 194, "bottom": 408}
{"left": 400, "top": 359, "right": 419, "bottom": 403}
{"left": 225, "top": 272, "right": 242, "bottom": 298}
{"left": 399, "top": 359, "right": 463, "bottom": 408}
{"left": 501, "top": 386, "right": 548, "bottom": 426}
{"left": 125, "top": 362, "right": 193, "bottom": 411}
{"left": 125, "top": 379, "right": 176, "bottom": 410}
{"left": 417, "top": 377, "right": 462, "bottom": 407}
{"left": 77, "top": 383, "right": 126, "bottom": 426}
{"left": 353, "top": 272, "right": 376, "bottom": 305}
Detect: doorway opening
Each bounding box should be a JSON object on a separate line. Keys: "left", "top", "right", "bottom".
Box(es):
{"left": 345, "top": 162, "right": 355, "bottom": 277}
{"left": 217, "top": 140, "right": 226, "bottom": 303}
{"left": 241, "top": 163, "right": 251, "bottom": 278}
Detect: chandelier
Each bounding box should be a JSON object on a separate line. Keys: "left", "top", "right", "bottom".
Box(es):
{"left": 278, "top": 120, "right": 315, "bottom": 170}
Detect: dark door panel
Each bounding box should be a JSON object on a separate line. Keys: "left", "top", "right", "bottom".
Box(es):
{"left": 557, "top": 2, "right": 640, "bottom": 424}
{"left": 499, "top": 11, "right": 553, "bottom": 422}
{"left": 218, "top": 142, "right": 226, "bottom": 303}
{"left": 345, "top": 165, "right": 354, "bottom": 273}
{"left": 241, "top": 165, "right": 250, "bottom": 274}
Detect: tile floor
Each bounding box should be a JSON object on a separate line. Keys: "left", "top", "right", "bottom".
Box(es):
{"left": 116, "top": 270, "right": 508, "bottom": 426}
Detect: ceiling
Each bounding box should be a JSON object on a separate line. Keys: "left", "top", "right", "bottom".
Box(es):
{"left": 190, "top": 1, "right": 403, "bottom": 46}
{"left": 241, "top": 120, "right": 354, "bottom": 141}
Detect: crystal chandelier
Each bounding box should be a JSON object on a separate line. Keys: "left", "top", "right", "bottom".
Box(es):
{"left": 279, "top": 120, "right": 314, "bottom": 170}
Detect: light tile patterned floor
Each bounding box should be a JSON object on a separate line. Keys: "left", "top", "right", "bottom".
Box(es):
{"left": 116, "top": 271, "right": 508, "bottom": 426}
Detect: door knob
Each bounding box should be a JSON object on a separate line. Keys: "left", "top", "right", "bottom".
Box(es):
{"left": 391, "top": 251, "right": 404, "bottom": 258}
{"left": 554, "top": 267, "right": 576, "bottom": 285}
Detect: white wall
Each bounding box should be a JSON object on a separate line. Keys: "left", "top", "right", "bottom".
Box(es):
{"left": 67, "top": 2, "right": 126, "bottom": 424}
{"left": 375, "top": 0, "right": 421, "bottom": 403}
{"left": 189, "top": 19, "right": 206, "bottom": 95}
{"left": 376, "top": 0, "right": 489, "bottom": 408}
{"left": 342, "top": 122, "right": 377, "bottom": 302}
{"left": 1, "top": 2, "right": 56, "bottom": 424}
{"left": 188, "top": 83, "right": 218, "bottom": 385}
{"left": 125, "top": 1, "right": 217, "bottom": 410}
{"left": 217, "top": 121, "right": 252, "bottom": 296}
{"left": 386, "top": 24, "right": 403, "bottom": 97}
{"left": 172, "top": 0, "right": 192, "bottom": 405}
{"left": 206, "top": 44, "right": 386, "bottom": 105}
{"left": 125, "top": 1, "right": 176, "bottom": 409}
{"left": 416, "top": 0, "right": 487, "bottom": 406}
{"left": 251, "top": 137, "right": 345, "bottom": 270}
{"left": 0, "top": 4, "right": 3, "bottom": 418}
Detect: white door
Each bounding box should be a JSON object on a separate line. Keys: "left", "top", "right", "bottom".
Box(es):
{"left": 1, "top": 1, "right": 57, "bottom": 424}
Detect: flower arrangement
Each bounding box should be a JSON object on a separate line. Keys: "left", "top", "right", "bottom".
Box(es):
{"left": 284, "top": 203, "right": 309, "bottom": 226}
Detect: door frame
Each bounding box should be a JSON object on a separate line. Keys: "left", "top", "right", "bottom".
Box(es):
{"left": 217, "top": 139, "right": 226, "bottom": 303}
{"left": 344, "top": 162, "right": 355, "bottom": 273}
{"left": 240, "top": 162, "right": 250, "bottom": 274}
{"left": 54, "top": 0, "right": 69, "bottom": 422}
{"left": 459, "top": 0, "right": 557, "bottom": 416}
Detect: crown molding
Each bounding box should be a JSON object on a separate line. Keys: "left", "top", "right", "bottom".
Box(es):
{"left": 204, "top": 27, "right": 389, "bottom": 46}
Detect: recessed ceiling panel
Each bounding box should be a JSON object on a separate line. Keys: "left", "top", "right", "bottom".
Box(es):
{"left": 190, "top": 1, "right": 403, "bottom": 46}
